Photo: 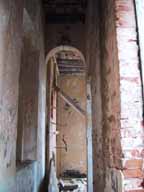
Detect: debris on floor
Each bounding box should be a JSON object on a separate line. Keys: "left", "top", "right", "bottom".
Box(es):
{"left": 58, "top": 170, "right": 87, "bottom": 191}
{"left": 59, "top": 178, "right": 87, "bottom": 192}
{"left": 62, "top": 170, "right": 87, "bottom": 178}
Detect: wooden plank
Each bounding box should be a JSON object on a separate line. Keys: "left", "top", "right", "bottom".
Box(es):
{"left": 57, "top": 59, "right": 83, "bottom": 65}
{"left": 58, "top": 64, "right": 85, "bottom": 68}
{"left": 52, "top": 56, "right": 60, "bottom": 76}
{"left": 46, "top": 56, "right": 59, "bottom": 170}
{"left": 60, "top": 71, "right": 85, "bottom": 75}
{"left": 55, "top": 86, "right": 86, "bottom": 117}
{"left": 86, "top": 77, "right": 93, "bottom": 192}
{"left": 59, "top": 68, "right": 85, "bottom": 72}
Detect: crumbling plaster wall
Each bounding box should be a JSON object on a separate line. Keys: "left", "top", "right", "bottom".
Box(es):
{"left": 17, "top": 13, "right": 39, "bottom": 161}
{"left": 0, "top": 0, "right": 24, "bottom": 190}
{"left": 0, "top": 0, "right": 46, "bottom": 191}
{"left": 87, "top": 0, "right": 144, "bottom": 191}
{"left": 20, "top": 0, "right": 46, "bottom": 190}
{"left": 86, "top": 0, "right": 122, "bottom": 191}
{"left": 57, "top": 75, "right": 87, "bottom": 176}
{"left": 86, "top": 1, "right": 104, "bottom": 190}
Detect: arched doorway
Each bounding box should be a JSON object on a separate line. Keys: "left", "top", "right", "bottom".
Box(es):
{"left": 46, "top": 45, "right": 86, "bottom": 66}
{"left": 45, "top": 46, "right": 92, "bottom": 191}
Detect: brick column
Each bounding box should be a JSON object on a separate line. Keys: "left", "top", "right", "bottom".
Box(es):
{"left": 115, "top": 0, "right": 144, "bottom": 191}
{"left": 0, "top": 0, "right": 23, "bottom": 189}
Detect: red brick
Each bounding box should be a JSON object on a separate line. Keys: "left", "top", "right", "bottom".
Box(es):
{"left": 124, "top": 160, "right": 143, "bottom": 169}
{"left": 123, "top": 169, "right": 144, "bottom": 179}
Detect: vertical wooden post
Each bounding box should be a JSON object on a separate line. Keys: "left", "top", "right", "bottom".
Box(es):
{"left": 86, "top": 77, "right": 93, "bottom": 192}
{"left": 46, "top": 56, "right": 59, "bottom": 178}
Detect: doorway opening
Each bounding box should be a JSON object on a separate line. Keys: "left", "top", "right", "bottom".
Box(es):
{"left": 46, "top": 46, "right": 92, "bottom": 191}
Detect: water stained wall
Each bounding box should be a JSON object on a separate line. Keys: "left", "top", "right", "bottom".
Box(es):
{"left": 17, "top": 21, "right": 39, "bottom": 161}
{"left": 0, "top": 0, "right": 24, "bottom": 186}
{"left": 0, "top": 0, "right": 46, "bottom": 191}
{"left": 57, "top": 75, "right": 87, "bottom": 176}
{"left": 0, "top": 0, "right": 143, "bottom": 191}
{"left": 86, "top": 0, "right": 122, "bottom": 191}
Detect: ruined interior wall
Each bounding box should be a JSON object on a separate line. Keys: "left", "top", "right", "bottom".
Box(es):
{"left": 86, "top": 0, "right": 122, "bottom": 191}
{"left": 57, "top": 75, "right": 87, "bottom": 176}
{"left": 0, "top": 0, "right": 24, "bottom": 191}
{"left": 17, "top": 27, "right": 39, "bottom": 161}
{"left": 0, "top": 0, "right": 46, "bottom": 191}
{"left": 99, "top": 0, "right": 122, "bottom": 191}
{"left": 87, "top": 0, "right": 144, "bottom": 191}
{"left": 99, "top": 0, "right": 122, "bottom": 168}
{"left": 115, "top": 0, "right": 144, "bottom": 191}
{"left": 86, "top": 0, "right": 104, "bottom": 190}
{"left": 22, "top": 0, "right": 46, "bottom": 190}
{"left": 0, "top": 161, "right": 37, "bottom": 192}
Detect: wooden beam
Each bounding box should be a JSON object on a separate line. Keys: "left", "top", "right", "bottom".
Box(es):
{"left": 55, "top": 86, "right": 86, "bottom": 117}
{"left": 52, "top": 56, "right": 60, "bottom": 76}
{"left": 86, "top": 77, "right": 93, "bottom": 192}
{"left": 57, "top": 59, "right": 83, "bottom": 65}
{"left": 59, "top": 68, "right": 85, "bottom": 72}
{"left": 58, "top": 64, "right": 84, "bottom": 68}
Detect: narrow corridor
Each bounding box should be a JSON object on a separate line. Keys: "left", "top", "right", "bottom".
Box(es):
{"left": 0, "top": 0, "right": 144, "bottom": 192}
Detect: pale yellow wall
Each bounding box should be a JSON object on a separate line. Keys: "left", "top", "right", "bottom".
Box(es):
{"left": 57, "top": 75, "right": 87, "bottom": 176}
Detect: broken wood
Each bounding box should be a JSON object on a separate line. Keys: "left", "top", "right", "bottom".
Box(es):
{"left": 55, "top": 86, "right": 86, "bottom": 117}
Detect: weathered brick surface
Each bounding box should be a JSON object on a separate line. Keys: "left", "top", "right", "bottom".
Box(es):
{"left": 123, "top": 169, "right": 143, "bottom": 179}
{"left": 86, "top": 0, "right": 105, "bottom": 191}
{"left": 87, "top": 0, "right": 144, "bottom": 191}
{"left": 87, "top": 0, "right": 122, "bottom": 191}
{"left": 115, "top": 0, "right": 144, "bottom": 191}
{"left": 124, "top": 159, "right": 143, "bottom": 169}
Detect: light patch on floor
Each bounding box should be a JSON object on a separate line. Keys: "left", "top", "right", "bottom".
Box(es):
{"left": 59, "top": 178, "right": 87, "bottom": 191}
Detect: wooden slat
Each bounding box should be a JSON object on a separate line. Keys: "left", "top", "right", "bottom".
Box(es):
{"left": 58, "top": 64, "right": 84, "bottom": 68}
{"left": 57, "top": 59, "right": 83, "bottom": 65}
{"left": 59, "top": 68, "right": 85, "bottom": 72}
{"left": 55, "top": 86, "right": 86, "bottom": 117}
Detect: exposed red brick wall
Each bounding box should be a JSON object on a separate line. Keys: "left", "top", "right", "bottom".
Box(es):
{"left": 87, "top": 0, "right": 144, "bottom": 191}
{"left": 115, "top": 0, "right": 144, "bottom": 191}
{"left": 99, "top": 0, "right": 122, "bottom": 169}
